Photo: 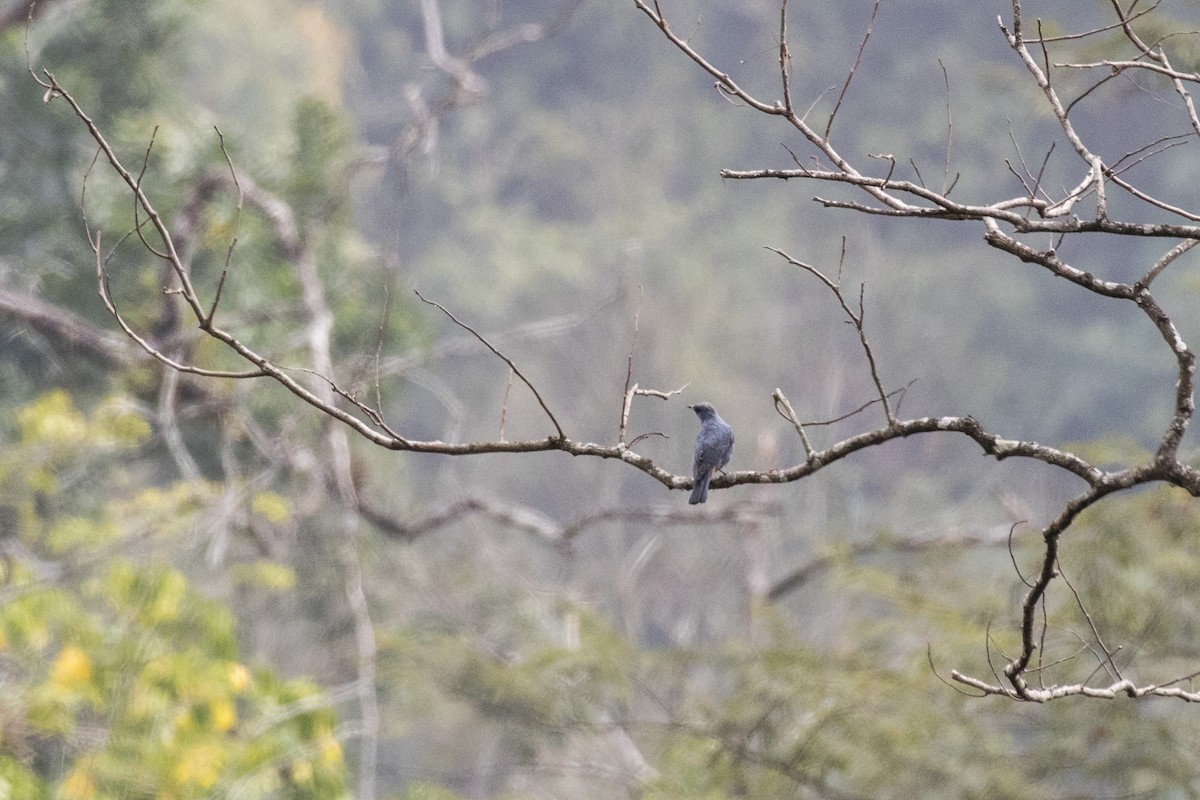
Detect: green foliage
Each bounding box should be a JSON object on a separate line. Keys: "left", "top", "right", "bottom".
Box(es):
{"left": 0, "top": 0, "right": 199, "bottom": 340}
{"left": 0, "top": 560, "right": 347, "bottom": 800}
{"left": 391, "top": 784, "right": 466, "bottom": 800}
{"left": 288, "top": 97, "right": 353, "bottom": 224}
{"left": 0, "top": 392, "right": 348, "bottom": 800}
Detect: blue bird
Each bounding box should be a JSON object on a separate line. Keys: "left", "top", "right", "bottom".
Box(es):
{"left": 688, "top": 402, "right": 734, "bottom": 504}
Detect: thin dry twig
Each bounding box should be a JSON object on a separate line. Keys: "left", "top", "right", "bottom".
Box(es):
{"left": 1056, "top": 558, "right": 1123, "bottom": 683}
{"left": 766, "top": 244, "right": 895, "bottom": 424}
{"left": 638, "top": 0, "right": 1200, "bottom": 702}
{"left": 824, "top": 0, "right": 881, "bottom": 140}
{"left": 771, "top": 388, "right": 814, "bottom": 460}
{"left": 205, "top": 126, "right": 242, "bottom": 326}
{"left": 618, "top": 286, "right": 643, "bottom": 446}
{"left": 937, "top": 59, "right": 959, "bottom": 195}
{"left": 801, "top": 381, "right": 915, "bottom": 428}
{"left": 414, "top": 290, "right": 565, "bottom": 439}
{"left": 499, "top": 367, "right": 514, "bottom": 442}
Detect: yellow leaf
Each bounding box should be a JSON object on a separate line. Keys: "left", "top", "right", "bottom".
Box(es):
{"left": 228, "top": 662, "right": 252, "bottom": 693}
{"left": 210, "top": 699, "right": 237, "bottom": 733}
{"left": 47, "top": 517, "right": 118, "bottom": 554}
{"left": 93, "top": 396, "right": 151, "bottom": 445}
{"left": 318, "top": 732, "right": 342, "bottom": 766}
{"left": 289, "top": 759, "right": 313, "bottom": 784}
{"left": 171, "top": 743, "right": 225, "bottom": 789}
{"left": 58, "top": 760, "right": 96, "bottom": 800}
{"left": 250, "top": 492, "right": 290, "bottom": 525}
{"left": 230, "top": 561, "right": 295, "bottom": 590}
{"left": 19, "top": 390, "right": 87, "bottom": 445}
{"left": 145, "top": 570, "right": 186, "bottom": 624}
{"left": 51, "top": 644, "right": 92, "bottom": 690}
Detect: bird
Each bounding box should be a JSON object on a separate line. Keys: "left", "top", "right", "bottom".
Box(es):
{"left": 688, "top": 402, "right": 734, "bottom": 504}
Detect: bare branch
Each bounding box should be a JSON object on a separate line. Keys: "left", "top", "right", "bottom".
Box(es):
{"left": 769, "top": 527, "right": 1019, "bottom": 601}
{"left": 1138, "top": 238, "right": 1200, "bottom": 289}
{"left": 952, "top": 672, "right": 1200, "bottom": 702}
{"left": 777, "top": 0, "right": 793, "bottom": 113}
{"left": 418, "top": 0, "right": 487, "bottom": 97}
{"left": 771, "top": 388, "right": 814, "bottom": 461}
{"left": 92, "top": 231, "right": 266, "bottom": 380}
{"left": 1057, "top": 569, "right": 1121, "bottom": 685}
{"left": 823, "top": 0, "right": 880, "bottom": 140}
{"left": 414, "top": 290, "right": 565, "bottom": 440}
{"left": 205, "top": 126, "right": 243, "bottom": 326}
{"left": 765, "top": 245, "right": 895, "bottom": 424}
{"left": 937, "top": 59, "right": 957, "bottom": 195}
{"left": 39, "top": 0, "right": 1200, "bottom": 706}
{"left": 0, "top": 285, "right": 136, "bottom": 368}
{"left": 361, "top": 493, "right": 775, "bottom": 547}
{"left": 618, "top": 287, "right": 643, "bottom": 445}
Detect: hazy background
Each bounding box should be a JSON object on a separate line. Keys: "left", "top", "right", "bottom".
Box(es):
{"left": 4, "top": 0, "right": 1200, "bottom": 797}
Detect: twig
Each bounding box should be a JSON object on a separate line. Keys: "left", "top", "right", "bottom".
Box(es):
{"left": 771, "top": 388, "right": 814, "bottom": 460}
{"left": 766, "top": 244, "right": 895, "bottom": 424}
{"left": 824, "top": 0, "right": 880, "bottom": 140}
{"left": 928, "top": 646, "right": 988, "bottom": 697}
{"left": 801, "top": 381, "right": 915, "bottom": 428}
{"left": 373, "top": 283, "right": 392, "bottom": 421}
{"left": 500, "top": 367, "right": 514, "bottom": 442}
{"left": 1007, "top": 521, "right": 1032, "bottom": 588}
{"left": 937, "top": 59, "right": 957, "bottom": 195}
{"left": 1057, "top": 557, "right": 1123, "bottom": 683}
{"left": 414, "top": 290, "right": 565, "bottom": 439}
{"left": 778, "top": 0, "right": 793, "bottom": 114}
{"left": 1138, "top": 238, "right": 1200, "bottom": 291}
{"left": 619, "top": 286, "right": 643, "bottom": 445}
{"left": 206, "top": 126, "right": 242, "bottom": 326}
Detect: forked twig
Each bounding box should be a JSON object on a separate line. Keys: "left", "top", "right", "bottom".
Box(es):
{"left": 206, "top": 126, "right": 243, "bottom": 326}
{"left": 414, "top": 290, "right": 565, "bottom": 439}
{"left": 766, "top": 244, "right": 895, "bottom": 424}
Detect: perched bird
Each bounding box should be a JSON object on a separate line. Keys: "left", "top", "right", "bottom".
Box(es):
{"left": 688, "top": 402, "right": 734, "bottom": 504}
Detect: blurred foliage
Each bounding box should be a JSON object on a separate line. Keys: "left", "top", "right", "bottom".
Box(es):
{"left": 0, "top": 391, "right": 347, "bottom": 799}
{"left": 1, "top": 560, "right": 346, "bottom": 800}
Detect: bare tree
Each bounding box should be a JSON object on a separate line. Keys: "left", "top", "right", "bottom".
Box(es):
{"left": 635, "top": 0, "right": 1200, "bottom": 701}
{"left": 30, "top": 0, "right": 1200, "bottom": 705}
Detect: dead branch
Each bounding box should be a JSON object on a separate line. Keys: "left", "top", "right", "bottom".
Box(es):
{"left": 36, "top": 0, "right": 1200, "bottom": 703}
{"left": 768, "top": 528, "right": 1018, "bottom": 601}
{"left": 638, "top": 0, "right": 1200, "bottom": 700}
{"left": 414, "top": 290, "right": 565, "bottom": 440}
{"left": 765, "top": 243, "right": 896, "bottom": 424}
{"left": 360, "top": 493, "right": 779, "bottom": 546}
{"left": 0, "top": 285, "right": 137, "bottom": 368}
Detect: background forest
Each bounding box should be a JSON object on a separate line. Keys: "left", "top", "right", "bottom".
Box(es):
{"left": 5, "top": 0, "right": 1200, "bottom": 797}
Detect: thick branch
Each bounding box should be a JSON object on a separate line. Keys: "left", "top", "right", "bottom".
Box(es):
{"left": 0, "top": 285, "right": 136, "bottom": 368}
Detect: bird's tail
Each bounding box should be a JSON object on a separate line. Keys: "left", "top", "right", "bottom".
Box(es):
{"left": 689, "top": 471, "right": 711, "bottom": 504}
